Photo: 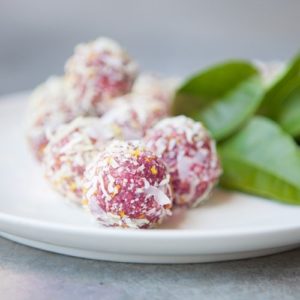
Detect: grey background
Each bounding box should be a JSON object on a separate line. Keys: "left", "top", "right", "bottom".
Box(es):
{"left": 1, "top": 0, "right": 300, "bottom": 299}
{"left": 1, "top": 0, "right": 300, "bottom": 94}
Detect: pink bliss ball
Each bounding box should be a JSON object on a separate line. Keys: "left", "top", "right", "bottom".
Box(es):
{"left": 84, "top": 141, "right": 173, "bottom": 228}
{"left": 132, "top": 73, "right": 181, "bottom": 111}
{"left": 99, "top": 94, "right": 169, "bottom": 141}
{"left": 144, "top": 116, "right": 222, "bottom": 207}
{"left": 65, "top": 37, "right": 138, "bottom": 116}
{"left": 27, "top": 77, "right": 81, "bottom": 161}
{"left": 43, "top": 117, "right": 104, "bottom": 203}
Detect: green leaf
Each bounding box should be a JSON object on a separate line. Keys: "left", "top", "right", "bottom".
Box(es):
{"left": 259, "top": 53, "right": 300, "bottom": 118}
{"left": 172, "top": 61, "right": 264, "bottom": 141}
{"left": 277, "top": 83, "right": 300, "bottom": 137}
{"left": 257, "top": 53, "right": 300, "bottom": 137}
{"left": 219, "top": 116, "right": 300, "bottom": 205}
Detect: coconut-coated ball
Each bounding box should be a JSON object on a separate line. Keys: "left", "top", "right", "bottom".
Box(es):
{"left": 99, "top": 93, "right": 169, "bottom": 141}
{"left": 132, "top": 73, "right": 181, "bottom": 112}
{"left": 26, "top": 76, "right": 81, "bottom": 161}
{"left": 84, "top": 140, "right": 173, "bottom": 228}
{"left": 144, "top": 116, "right": 222, "bottom": 207}
{"left": 43, "top": 117, "right": 104, "bottom": 203}
{"left": 65, "top": 37, "right": 138, "bottom": 116}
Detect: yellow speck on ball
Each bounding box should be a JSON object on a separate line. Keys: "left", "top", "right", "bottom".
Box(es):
{"left": 150, "top": 165, "right": 158, "bottom": 175}
{"left": 111, "top": 184, "right": 121, "bottom": 198}
{"left": 112, "top": 124, "right": 122, "bottom": 137}
{"left": 81, "top": 199, "right": 88, "bottom": 206}
{"left": 131, "top": 148, "right": 140, "bottom": 158}
{"left": 69, "top": 181, "right": 77, "bottom": 191}
{"left": 107, "top": 156, "right": 113, "bottom": 165}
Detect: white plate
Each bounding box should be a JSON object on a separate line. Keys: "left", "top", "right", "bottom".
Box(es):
{"left": 1, "top": 93, "right": 300, "bottom": 264}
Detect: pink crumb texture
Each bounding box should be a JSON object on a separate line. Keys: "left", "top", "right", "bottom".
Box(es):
{"left": 84, "top": 140, "right": 173, "bottom": 229}
{"left": 144, "top": 116, "right": 222, "bottom": 207}
{"left": 65, "top": 37, "right": 138, "bottom": 116}
{"left": 43, "top": 117, "right": 104, "bottom": 203}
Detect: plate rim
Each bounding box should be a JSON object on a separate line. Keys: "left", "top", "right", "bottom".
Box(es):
{"left": 1, "top": 210, "right": 300, "bottom": 239}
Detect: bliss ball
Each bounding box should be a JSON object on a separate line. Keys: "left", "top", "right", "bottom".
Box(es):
{"left": 43, "top": 117, "right": 104, "bottom": 203}
{"left": 84, "top": 140, "right": 173, "bottom": 228}
{"left": 99, "top": 93, "right": 169, "bottom": 141}
{"left": 132, "top": 73, "right": 181, "bottom": 112}
{"left": 27, "top": 76, "right": 81, "bottom": 161}
{"left": 144, "top": 116, "right": 222, "bottom": 207}
{"left": 133, "top": 73, "right": 181, "bottom": 99}
{"left": 65, "top": 37, "right": 138, "bottom": 116}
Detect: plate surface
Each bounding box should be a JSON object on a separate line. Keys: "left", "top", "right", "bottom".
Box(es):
{"left": 1, "top": 93, "right": 300, "bottom": 263}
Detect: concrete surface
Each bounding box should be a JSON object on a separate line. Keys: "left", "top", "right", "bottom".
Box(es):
{"left": 1, "top": 1, "right": 300, "bottom": 299}
{"left": 1, "top": 238, "right": 300, "bottom": 300}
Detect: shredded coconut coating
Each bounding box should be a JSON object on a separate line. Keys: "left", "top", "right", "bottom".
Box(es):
{"left": 144, "top": 116, "right": 222, "bottom": 207}
{"left": 253, "top": 60, "right": 286, "bottom": 87}
{"left": 99, "top": 93, "right": 169, "bottom": 141}
{"left": 65, "top": 37, "right": 138, "bottom": 116}
{"left": 43, "top": 117, "right": 104, "bottom": 203}
{"left": 84, "top": 140, "right": 173, "bottom": 228}
{"left": 26, "top": 76, "right": 82, "bottom": 161}
{"left": 133, "top": 73, "right": 181, "bottom": 112}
